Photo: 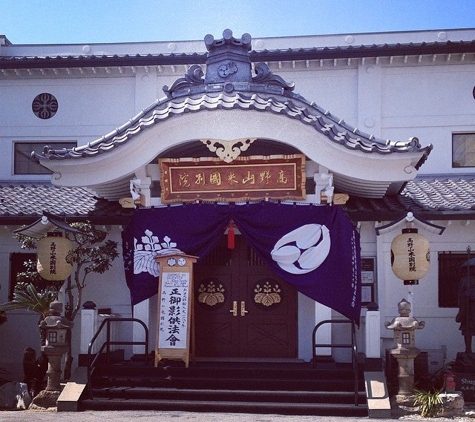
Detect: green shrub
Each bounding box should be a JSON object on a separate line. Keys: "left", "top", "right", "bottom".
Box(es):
{"left": 413, "top": 389, "right": 443, "bottom": 418}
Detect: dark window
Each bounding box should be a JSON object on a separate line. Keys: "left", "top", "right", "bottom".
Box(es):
{"left": 438, "top": 251, "right": 471, "bottom": 307}
{"left": 452, "top": 133, "right": 475, "bottom": 168}
{"left": 14, "top": 142, "right": 76, "bottom": 175}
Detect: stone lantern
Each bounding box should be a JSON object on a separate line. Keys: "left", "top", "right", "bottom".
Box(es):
{"left": 386, "top": 299, "right": 425, "bottom": 402}
{"left": 31, "top": 301, "right": 74, "bottom": 408}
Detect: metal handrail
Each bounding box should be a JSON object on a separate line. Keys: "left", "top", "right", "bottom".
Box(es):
{"left": 87, "top": 317, "right": 149, "bottom": 397}
{"left": 312, "top": 319, "right": 360, "bottom": 406}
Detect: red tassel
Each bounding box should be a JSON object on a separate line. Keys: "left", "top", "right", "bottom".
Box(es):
{"left": 227, "top": 222, "right": 235, "bottom": 249}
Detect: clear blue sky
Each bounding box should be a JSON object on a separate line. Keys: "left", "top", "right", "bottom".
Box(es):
{"left": 1, "top": 0, "right": 474, "bottom": 44}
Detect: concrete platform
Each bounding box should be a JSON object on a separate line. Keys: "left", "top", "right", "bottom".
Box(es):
{"left": 56, "top": 367, "right": 87, "bottom": 412}
{"left": 364, "top": 371, "right": 392, "bottom": 419}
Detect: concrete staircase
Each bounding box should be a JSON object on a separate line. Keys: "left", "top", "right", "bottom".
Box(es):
{"left": 78, "top": 359, "right": 369, "bottom": 417}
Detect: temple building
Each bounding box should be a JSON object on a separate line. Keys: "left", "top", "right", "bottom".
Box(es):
{"left": 1, "top": 27, "right": 475, "bottom": 388}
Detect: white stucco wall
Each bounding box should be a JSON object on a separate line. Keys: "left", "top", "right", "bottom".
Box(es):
{"left": 2, "top": 37, "right": 475, "bottom": 182}
{"left": 1, "top": 29, "right": 475, "bottom": 378}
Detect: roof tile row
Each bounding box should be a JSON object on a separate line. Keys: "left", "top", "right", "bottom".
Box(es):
{"left": 0, "top": 183, "right": 130, "bottom": 225}
{"left": 1, "top": 177, "right": 475, "bottom": 225}
{"left": 37, "top": 91, "right": 431, "bottom": 164}
{"left": 1, "top": 39, "right": 474, "bottom": 69}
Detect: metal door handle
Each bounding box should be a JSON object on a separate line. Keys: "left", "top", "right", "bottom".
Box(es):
{"left": 229, "top": 301, "right": 238, "bottom": 317}
{"left": 240, "top": 301, "right": 248, "bottom": 317}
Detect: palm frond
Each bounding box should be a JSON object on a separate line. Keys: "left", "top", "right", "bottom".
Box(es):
{"left": 0, "top": 283, "right": 57, "bottom": 317}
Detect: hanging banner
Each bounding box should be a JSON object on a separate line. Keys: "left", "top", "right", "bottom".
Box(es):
{"left": 122, "top": 201, "right": 361, "bottom": 324}
{"left": 159, "top": 154, "right": 306, "bottom": 203}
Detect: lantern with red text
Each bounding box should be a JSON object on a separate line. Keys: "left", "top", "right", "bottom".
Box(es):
{"left": 37, "top": 232, "right": 73, "bottom": 281}
{"left": 391, "top": 228, "right": 430, "bottom": 285}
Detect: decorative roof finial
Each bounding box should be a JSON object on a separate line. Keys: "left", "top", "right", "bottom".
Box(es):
{"left": 204, "top": 29, "right": 253, "bottom": 84}
{"left": 163, "top": 29, "right": 294, "bottom": 97}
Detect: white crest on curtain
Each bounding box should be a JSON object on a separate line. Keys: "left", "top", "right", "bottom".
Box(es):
{"left": 133, "top": 230, "right": 184, "bottom": 276}
{"left": 271, "top": 224, "right": 331, "bottom": 274}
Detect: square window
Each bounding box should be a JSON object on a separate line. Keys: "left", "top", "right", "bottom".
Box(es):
{"left": 14, "top": 141, "right": 76, "bottom": 175}
{"left": 452, "top": 133, "right": 475, "bottom": 168}
{"left": 48, "top": 331, "right": 58, "bottom": 343}
{"left": 438, "top": 251, "right": 470, "bottom": 307}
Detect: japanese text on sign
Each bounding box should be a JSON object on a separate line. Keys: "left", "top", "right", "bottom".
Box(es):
{"left": 158, "top": 272, "right": 190, "bottom": 349}
{"left": 159, "top": 155, "right": 306, "bottom": 203}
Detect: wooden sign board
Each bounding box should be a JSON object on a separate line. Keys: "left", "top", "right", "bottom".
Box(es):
{"left": 155, "top": 254, "right": 197, "bottom": 368}
{"left": 159, "top": 154, "right": 306, "bottom": 203}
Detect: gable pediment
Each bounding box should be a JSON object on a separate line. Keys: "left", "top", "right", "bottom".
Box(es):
{"left": 35, "top": 30, "right": 431, "bottom": 201}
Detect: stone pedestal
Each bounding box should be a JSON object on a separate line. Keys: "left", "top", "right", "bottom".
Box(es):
{"left": 438, "top": 393, "right": 465, "bottom": 417}
{"left": 455, "top": 352, "right": 475, "bottom": 371}
{"left": 41, "top": 345, "right": 67, "bottom": 392}
{"left": 391, "top": 392, "right": 465, "bottom": 418}
{"left": 29, "top": 390, "right": 61, "bottom": 410}
{"left": 454, "top": 353, "right": 475, "bottom": 403}
{"left": 390, "top": 347, "right": 421, "bottom": 401}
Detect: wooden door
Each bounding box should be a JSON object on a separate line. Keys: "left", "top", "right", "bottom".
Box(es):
{"left": 194, "top": 236, "right": 297, "bottom": 358}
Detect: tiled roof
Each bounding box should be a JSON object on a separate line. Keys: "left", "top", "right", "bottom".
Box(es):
{"left": 1, "top": 40, "right": 474, "bottom": 69}
{"left": 1, "top": 177, "right": 475, "bottom": 225}
{"left": 29, "top": 30, "right": 433, "bottom": 201}
{"left": 345, "top": 176, "right": 475, "bottom": 221}
{"left": 0, "top": 182, "right": 131, "bottom": 225}
{"left": 36, "top": 90, "right": 431, "bottom": 162}
{"left": 31, "top": 30, "right": 431, "bottom": 166}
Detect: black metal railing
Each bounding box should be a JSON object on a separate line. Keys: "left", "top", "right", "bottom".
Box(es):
{"left": 87, "top": 317, "right": 149, "bottom": 397}
{"left": 312, "top": 319, "right": 360, "bottom": 406}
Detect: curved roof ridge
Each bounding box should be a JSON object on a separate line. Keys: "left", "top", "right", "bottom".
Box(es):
{"left": 34, "top": 29, "right": 432, "bottom": 164}
{"left": 35, "top": 84, "right": 432, "bottom": 162}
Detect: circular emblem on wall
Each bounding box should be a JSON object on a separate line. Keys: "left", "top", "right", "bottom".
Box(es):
{"left": 32, "top": 93, "right": 58, "bottom": 119}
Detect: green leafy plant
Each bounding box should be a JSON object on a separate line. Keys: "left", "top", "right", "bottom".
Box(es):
{"left": 1, "top": 221, "right": 119, "bottom": 380}
{"left": 413, "top": 389, "right": 443, "bottom": 418}
{"left": 0, "top": 283, "right": 57, "bottom": 323}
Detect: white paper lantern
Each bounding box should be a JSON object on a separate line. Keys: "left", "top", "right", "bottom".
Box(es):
{"left": 391, "top": 228, "right": 430, "bottom": 285}
{"left": 37, "top": 233, "right": 73, "bottom": 281}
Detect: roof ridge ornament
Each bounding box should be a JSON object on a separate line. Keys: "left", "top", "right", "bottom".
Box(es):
{"left": 253, "top": 62, "right": 295, "bottom": 92}
{"left": 164, "top": 29, "right": 294, "bottom": 97}
{"left": 163, "top": 64, "right": 204, "bottom": 97}
{"left": 204, "top": 29, "right": 252, "bottom": 84}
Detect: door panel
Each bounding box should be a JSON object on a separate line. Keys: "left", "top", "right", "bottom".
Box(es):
{"left": 194, "top": 235, "right": 297, "bottom": 358}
